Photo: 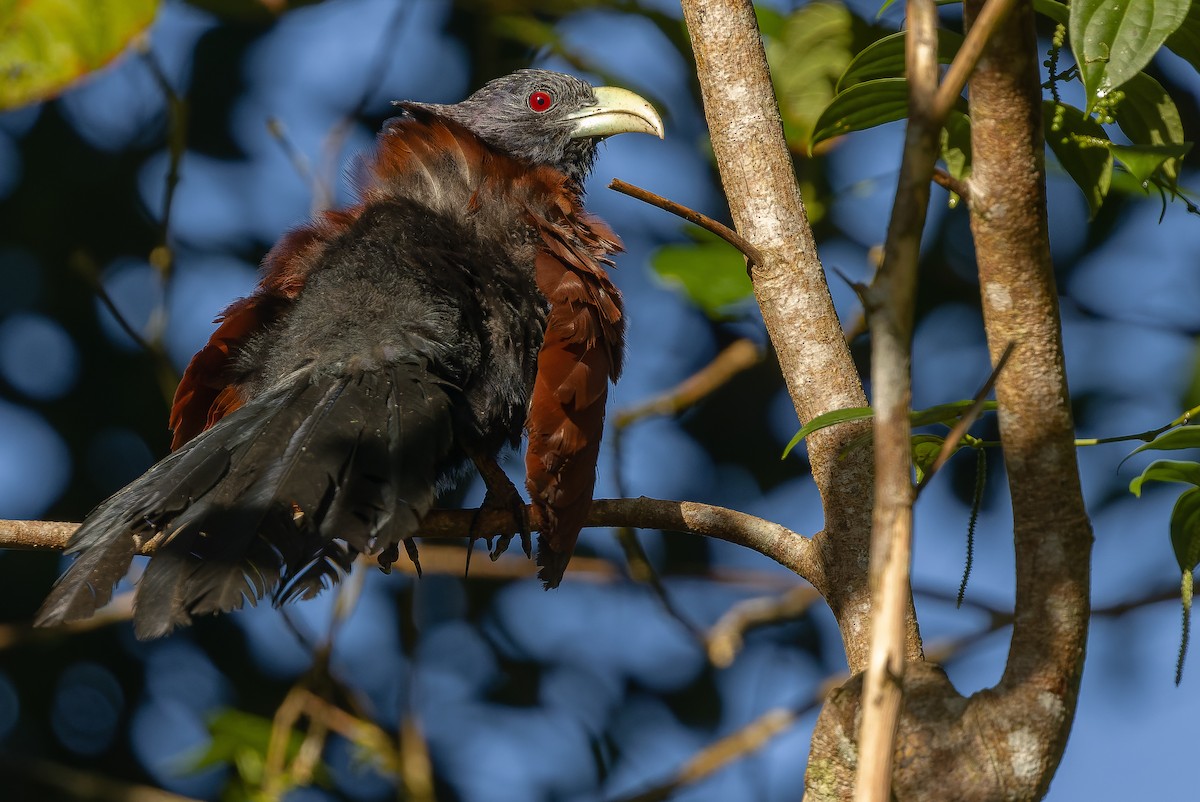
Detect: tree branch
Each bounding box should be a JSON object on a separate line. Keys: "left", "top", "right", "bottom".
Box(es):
{"left": 615, "top": 338, "right": 763, "bottom": 427}
{"left": 1, "top": 497, "right": 824, "bottom": 591}
{"left": 0, "top": 755, "right": 201, "bottom": 802}
{"left": 612, "top": 707, "right": 806, "bottom": 802}
{"left": 853, "top": 2, "right": 940, "bottom": 799}
{"left": 963, "top": 0, "right": 1092, "bottom": 794}
{"left": 680, "top": 0, "right": 875, "bottom": 672}
{"left": 608, "top": 179, "right": 764, "bottom": 266}
{"left": 706, "top": 586, "right": 819, "bottom": 668}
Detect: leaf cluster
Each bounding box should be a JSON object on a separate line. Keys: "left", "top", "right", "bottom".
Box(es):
{"left": 809, "top": 0, "right": 1197, "bottom": 218}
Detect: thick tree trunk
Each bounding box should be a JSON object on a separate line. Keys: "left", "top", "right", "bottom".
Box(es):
{"left": 677, "top": 0, "right": 1092, "bottom": 799}
{"left": 681, "top": 0, "right": 902, "bottom": 677}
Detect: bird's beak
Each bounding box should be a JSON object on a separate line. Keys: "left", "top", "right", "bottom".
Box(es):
{"left": 565, "top": 86, "right": 665, "bottom": 141}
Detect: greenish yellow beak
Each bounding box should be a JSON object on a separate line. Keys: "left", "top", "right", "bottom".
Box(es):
{"left": 566, "top": 86, "right": 665, "bottom": 141}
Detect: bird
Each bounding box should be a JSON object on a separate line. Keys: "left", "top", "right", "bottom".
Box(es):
{"left": 35, "top": 69, "right": 663, "bottom": 639}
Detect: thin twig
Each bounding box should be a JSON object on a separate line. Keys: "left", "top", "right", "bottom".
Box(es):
{"left": 932, "top": 166, "right": 970, "bottom": 200}
{"left": 706, "top": 586, "right": 820, "bottom": 667}
{"left": 399, "top": 716, "right": 436, "bottom": 802}
{"left": 72, "top": 251, "right": 157, "bottom": 354}
{"left": 854, "top": 1, "right": 940, "bottom": 799}
{"left": 610, "top": 429, "right": 706, "bottom": 640}
{"left": 137, "top": 42, "right": 187, "bottom": 281}
{"left": 0, "top": 756, "right": 202, "bottom": 802}
{"left": 933, "top": 0, "right": 1020, "bottom": 123}
{"left": 311, "top": 1, "right": 412, "bottom": 210}
{"left": 263, "top": 685, "right": 309, "bottom": 798}
{"left": 610, "top": 581, "right": 1183, "bottom": 802}
{"left": 611, "top": 707, "right": 807, "bottom": 802}
{"left": 72, "top": 248, "right": 179, "bottom": 402}
{"left": 608, "top": 178, "right": 765, "bottom": 266}
{"left": 610, "top": 341, "right": 763, "bottom": 641}
{"left": 616, "top": 339, "right": 763, "bottom": 428}
{"left": 296, "top": 689, "right": 398, "bottom": 770}
{"left": 915, "top": 340, "right": 1014, "bottom": 494}
{"left": 266, "top": 116, "right": 316, "bottom": 189}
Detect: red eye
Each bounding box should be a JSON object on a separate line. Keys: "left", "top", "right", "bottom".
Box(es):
{"left": 528, "top": 90, "right": 552, "bottom": 112}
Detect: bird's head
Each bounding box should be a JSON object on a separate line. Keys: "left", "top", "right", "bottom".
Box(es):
{"left": 397, "top": 69, "right": 664, "bottom": 186}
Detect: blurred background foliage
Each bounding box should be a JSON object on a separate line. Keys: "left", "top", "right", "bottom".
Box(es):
{"left": 0, "top": 0, "right": 1198, "bottom": 800}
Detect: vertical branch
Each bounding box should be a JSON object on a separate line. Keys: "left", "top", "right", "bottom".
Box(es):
{"left": 853, "top": 2, "right": 939, "bottom": 800}
{"left": 963, "top": 0, "right": 1091, "bottom": 793}
{"left": 680, "top": 0, "right": 881, "bottom": 673}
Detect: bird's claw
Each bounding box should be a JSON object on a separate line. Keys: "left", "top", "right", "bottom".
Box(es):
{"left": 486, "top": 495, "right": 532, "bottom": 560}
{"left": 468, "top": 485, "right": 530, "bottom": 562}
{"left": 466, "top": 453, "right": 532, "bottom": 571}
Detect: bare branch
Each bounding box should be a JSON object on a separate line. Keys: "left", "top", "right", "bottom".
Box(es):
{"left": 610, "top": 339, "right": 765, "bottom": 641}
{"left": 852, "top": 1, "right": 940, "bottom": 798}
{"left": 608, "top": 179, "right": 764, "bottom": 266}
{"left": 267, "top": 116, "right": 316, "bottom": 189}
{"left": 1, "top": 497, "right": 823, "bottom": 589}
{"left": 914, "top": 341, "right": 1014, "bottom": 494}
{"left": 706, "top": 586, "right": 820, "bottom": 667}
{"left": 136, "top": 39, "right": 186, "bottom": 281}
{"left": 0, "top": 755, "right": 202, "bottom": 802}
{"left": 931, "top": 167, "right": 970, "bottom": 200}
{"left": 616, "top": 338, "right": 763, "bottom": 427}
{"left": 612, "top": 707, "right": 805, "bottom": 802}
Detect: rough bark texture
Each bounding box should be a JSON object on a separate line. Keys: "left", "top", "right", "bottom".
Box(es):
{"left": 964, "top": 0, "right": 1092, "bottom": 789}
{"left": 806, "top": 2, "right": 1092, "bottom": 799}
{"left": 681, "top": 0, "right": 884, "bottom": 673}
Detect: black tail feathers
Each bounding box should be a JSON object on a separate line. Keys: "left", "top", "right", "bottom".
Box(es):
{"left": 35, "top": 362, "right": 455, "bottom": 639}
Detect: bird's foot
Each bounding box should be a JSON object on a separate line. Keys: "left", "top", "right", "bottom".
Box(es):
{"left": 468, "top": 453, "right": 532, "bottom": 563}
{"left": 377, "top": 539, "right": 422, "bottom": 577}
{"left": 481, "top": 486, "right": 531, "bottom": 561}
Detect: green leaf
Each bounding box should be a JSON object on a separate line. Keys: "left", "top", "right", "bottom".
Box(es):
{"left": 912, "top": 434, "right": 948, "bottom": 484}
{"left": 0, "top": 0, "right": 159, "bottom": 110}
{"left": 188, "top": 708, "right": 331, "bottom": 790}
{"left": 1165, "top": 0, "right": 1200, "bottom": 75}
{"left": 1178, "top": 569, "right": 1193, "bottom": 685}
{"left": 651, "top": 230, "right": 754, "bottom": 318}
{"left": 755, "top": 5, "right": 786, "bottom": 39}
{"left": 493, "top": 15, "right": 561, "bottom": 50}
{"left": 1129, "top": 459, "right": 1200, "bottom": 497}
{"left": 940, "top": 111, "right": 973, "bottom": 204}
{"left": 767, "top": 1, "right": 858, "bottom": 152}
{"left": 1044, "top": 101, "right": 1113, "bottom": 218}
{"left": 910, "top": 399, "right": 996, "bottom": 428}
{"left": 187, "top": 709, "right": 278, "bottom": 776}
{"left": 837, "top": 29, "right": 965, "bottom": 93}
{"left": 1032, "top": 0, "right": 1070, "bottom": 26}
{"left": 1126, "top": 426, "right": 1200, "bottom": 459}
{"left": 782, "top": 399, "right": 997, "bottom": 458}
{"left": 1069, "top": 0, "right": 1190, "bottom": 113}
{"left": 1171, "top": 488, "right": 1200, "bottom": 573}
{"left": 1111, "top": 71, "right": 1190, "bottom": 187}
{"left": 1110, "top": 144, "right": 1193, "bottom": 186}
{"left": 783, "top": 406, "right": 874, "bottom": 458}
{"left": 811, "top": 78, "right": 909, "bottom": 150}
